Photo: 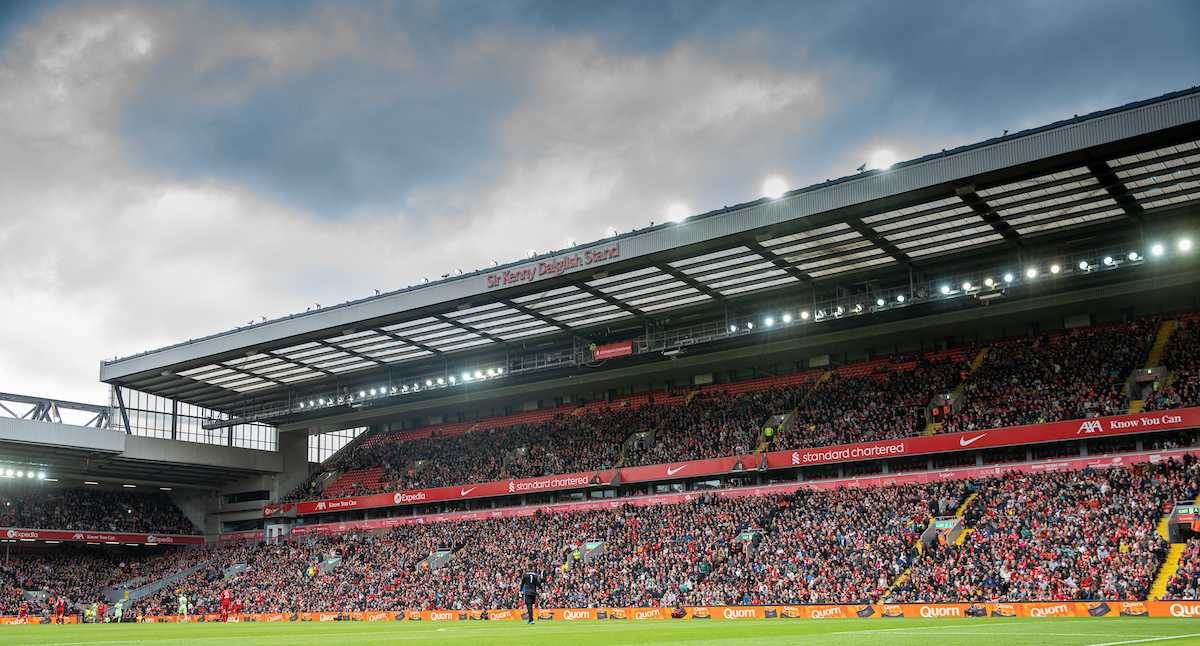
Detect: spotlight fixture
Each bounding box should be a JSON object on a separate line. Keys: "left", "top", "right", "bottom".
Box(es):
{"left": 765, "top": 317, "right": 774, "bottom": 326}
{"left": 426, "top": 380, "right": 433, "bottom": 386}
{"left": 606, "top": 228, "right": 618, "bottom": 237}
{"left": 1103, "top": 256, "right": 1113, "bottom": 266}
{"left": 496, "top": 368, "right": 504, "bottom": 374}
{"left": 437, "top": 378, "right": 445, "bottom": 385}
{"left": 876, "top": 298, "right": 885, "bottom": 307}
{"left": 896, "top": 294, "right": 906, "bottom": 303}
{"left": 37, "top": 473, "right": 44, "bottom": 480}
{"left": 984, "top": 278, "right": 994, "bottom": 287}
{"left": 359, "top": 391, "right": 366, "bottom": 397}
{"left": 1152, "top": 244, "right": 1164, "bottom": 256}
{"left": 463, "top": 373, "right": 471, "bottom": 381}
{"left": 1050, "top": 265, "right": 1060, "bottom": 274}
{"left": 782, "top": 314, "right": 792, "bottom": 323}
{"left": 453, "top": 268, "right": 463, "bottom": 276}
{"left": 814, "top": 310, "right": 825, "bottom": 320}
{"left": 1128, "top": 251, "right": 1139, "bottom": 261}
{"left": 475, "top": 371, "right": 483, "bottom": 378}
{"left": 854, "top": 304, "right": 863, "bottom": 313}
{"left": 420, "top": 277, "right": 429, "bottom": 284}
{"left": 487, "top": 369, "right": 495, "bottom": 376}
{"left": 730, "top": 325, "right": 738, "bottom": 333}
{"left": 565, "top": 240, "right": 576, "bottom": 248}
{"left": 1079, "top": 261, "right": 1090, "bottom": 270}
{"left": 801, "top": 311, "right": 810, "bottom": 320}
{"left": 962, "top": 282, "right": 972, "bottom": 291}
{"left": 527, "top": 250, "right": 537, "bottom": 258}
{"left": 835, "top": 306, "right": 844, "bottom": 315}
{"left": 1004, "top": 273, "right": 1014, "bottom": 283}
{"left": 747, "top": 322, "right": 754, "bottom": 329}
{"left": 1182, "top": 239, "right": 1193, "bottom": 251}
{"left": 370, "top": 390, "right": 376, "bottom": 396}
{"left": 449, "top": 376, "right": 456, "bottom": 384}
{"left": 489, "top": 260, "right": 499, "bottom": 267}
{"left": 1026, "top": 268, "right": 1037, "bottom": 278}
{"left": 941, "top": 285, "right": 951, "bottom": 294}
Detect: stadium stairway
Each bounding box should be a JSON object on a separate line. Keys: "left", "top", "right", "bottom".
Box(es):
{"left": 922, "top": 347, "right": 990, "bottom": 436}
{"left": 1157, "top": 515, "right": 1172, "bottom": 541}
{"left": 1149, "top": 543, "right": 1188, "bottom": 601}
{"left": 102, "top": 559, "right": 213, "bottom": 604}
{"left": 1146, "top": 319, "right": 1179, "bottom": 368}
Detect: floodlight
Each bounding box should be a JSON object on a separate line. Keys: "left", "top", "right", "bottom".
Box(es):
{"left": 730, "top": 325, "right": 737, "bottom": 333}
{"left": 667, "top": 204, "right": 688, "bottom": 223}
{"left": 527, "top": 250, "right": 536, "bottom": 258}
{"left": 747, "top": 322, "right": 754, "bottom": 329}
{"left": 1103, "top": 257, "right": 1113, "bottom": 266}
{"left": 1079, "top": 261, "right": 1089, "bottom": 270}
{"left": 984, "top": 278, "right": 994, "bottom": 287}
{"left": 1004, "top": 273, "right": 1014, "bottom": 283}
{"left": 1050, "top": 265, "right": 1060, "bottom": 274}
{"left": 437, "top": 378, "right": 444, "bottom": 385}
{"left": 800, "top": 311, "right": 809, "bottom": 320}
{"left": 1128, "top": 252, "right": 1139, "bottom": 261}
{"left": 1026, "top": 268, "right": 1037, "bottom": 278}
{"left": 765, "top": 317, "right": 774, "bottom": 326}
{"left": 896, "top": 294, "right": 906, "bottom": 302}
{"left": 783, "top": 314, "right": 792, "bottom": 323}
{"left": 1182, "top": 239, "right": 1193, "bottom": 251}
{"left": 941, "top": 285, "right": 951, "bottom": 294}
{"left": 1152, "top": 244, "right": 1164, "bottom": 256}
{"left": 762, "top": 177, "right": 787, "bottom": 199}
{"left": 876, "top": 299, "right": 885, "bottom": 307}
{"left": 962, "top": 282, "right": 972, "bottom": 291}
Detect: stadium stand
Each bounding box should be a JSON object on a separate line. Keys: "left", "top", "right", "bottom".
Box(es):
{"left": 0, "top": 488, "right": 200, "bottom": 535}
{"left": 118, "top": 459, "right": 1198, "bottom": 614}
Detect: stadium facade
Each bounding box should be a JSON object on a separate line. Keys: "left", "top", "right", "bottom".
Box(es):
{"left": 1, "top": 88, "right": 1199, "bottom": 616}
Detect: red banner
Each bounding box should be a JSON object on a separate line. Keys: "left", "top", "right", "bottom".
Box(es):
{"left": 0, "top": 528, "right": 204, "bottom": 545}
{"left": 593, "top": 341, "right": 633, "bottom": 360}
{"left": 276, "top": 407, "right": 1200, "bottom": 518}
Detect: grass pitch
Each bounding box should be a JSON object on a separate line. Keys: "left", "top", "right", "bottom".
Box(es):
{"left": 0, "top": 618, "right": 1198, "bottom": 646}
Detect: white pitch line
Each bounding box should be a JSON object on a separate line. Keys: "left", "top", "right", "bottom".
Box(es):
{"left": 1085, "top": 635, "right": 1200, "bottom": 646}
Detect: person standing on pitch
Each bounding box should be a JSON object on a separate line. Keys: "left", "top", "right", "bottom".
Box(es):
{"left": 519, "top": 563, "right": 543, "bottom": 626}
{"left": 178, "top": 592, "right": 188, "bottom": 623}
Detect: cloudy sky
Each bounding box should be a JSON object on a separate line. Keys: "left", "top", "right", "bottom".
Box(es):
{"left": 1, "top": 0, "right": 1198, "bottom": 408}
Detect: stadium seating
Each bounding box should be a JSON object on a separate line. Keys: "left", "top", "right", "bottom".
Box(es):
{"left": 0, "top": 488, "right": 201, "bottom": 535}
{"left": 280, "top": 313, "right": 1194, "bottom": 506}
{"left": 126, "top": 459, "right": 1200, "bottom": 614}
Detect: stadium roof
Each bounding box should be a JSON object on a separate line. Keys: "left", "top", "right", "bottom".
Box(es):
{"left": 101, "top": 87, "right": 1200, "bottom": 424}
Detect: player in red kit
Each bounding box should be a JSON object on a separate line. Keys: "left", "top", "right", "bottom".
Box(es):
{"left": 54, "top": 596, "right": 66, "bottom": 624}
{"left": 220, "top": 588, "right": 232, "bottom": 623}
{"left": 231, "top": 597, "right": 242, "bottom": 621}
{"left": 17, "top": 602, "right": 27, "bottom": 620}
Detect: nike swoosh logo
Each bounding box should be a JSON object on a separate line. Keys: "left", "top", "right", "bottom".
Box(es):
{"left": 666, "top": 466, "right": 686, "bottom": 475}
{"left": 460, "top": 487, "right": 477, "bottom": 496}
{"left": 959, "top": 434, "right": 986, "bottom": 447}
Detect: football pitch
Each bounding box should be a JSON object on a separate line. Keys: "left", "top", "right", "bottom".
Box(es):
{"left": 1, "top": 618, "right": 1199, "bottom": 646}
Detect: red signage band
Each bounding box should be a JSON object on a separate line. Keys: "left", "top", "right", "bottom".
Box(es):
{"left": 0, "top": 528, "right": 204, "bottom": 544}
{"left": 593, "top": 341, "right": 633, "bottom": 360}
{"left": 274, "top": 407, "right": 1200, "bottom": 517}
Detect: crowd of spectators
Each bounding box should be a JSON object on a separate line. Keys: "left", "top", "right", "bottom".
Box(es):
{"left": 4, "top": 459, "right": 1196, "bottom": 615}
{"left": 0, "top": 547, "right": 206, "bottom": 616}
{"left": 1162, "top": 538, "right": 1200, "bottom": 600}
{"left": 773, "top": 352, "right": 964, "bottom": 450}
{"left": 892, "top": 457, "right": 1198, "bottom": 603}
{"left": 0, "top": 487, "right": 200, "bottom": 535}
{"left": 281, "top": 314, "right": 1194, "bottom": 507}
{"left": 942, "top": 318, "right": 1157, "bottom": 433}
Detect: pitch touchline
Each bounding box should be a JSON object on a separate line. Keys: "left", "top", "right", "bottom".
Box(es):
{"left": 1086, "top": 635, "right": 1200, "bottom": 646}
